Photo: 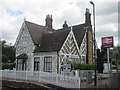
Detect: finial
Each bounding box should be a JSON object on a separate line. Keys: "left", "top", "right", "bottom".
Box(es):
{"left": 65, "top": 21, "right": 67, "bottom": 24}
{"left": 71, "top": 25, "right": 73, "bottom": 31}
{"left": 24, "top": 17, "right": 26, "bottom": 21}
{"left": 63, "top": 20, "right": 68, "bottom": 29}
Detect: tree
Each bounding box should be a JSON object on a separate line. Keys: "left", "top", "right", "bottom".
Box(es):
{"left": 109, "top": 46, "right": 119, "bottom": 66}
{"left": 109, "top": 46, "right": 118, "bottom": 60}
{"left": 1, "top": 40, "right": 15, "bottom": 63}
{"left": 100, "top": 46, "right": 119, "bottom": 69}
{"left": 2, "top": 55, "right": 8, "bottom": 63}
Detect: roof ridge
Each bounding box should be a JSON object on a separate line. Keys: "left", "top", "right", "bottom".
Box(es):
{"left": 56, "top": 23, "right": 85, "bottom": 31}
{"left": 72, "top": 23, "right": 85, "bottom": 27}
{"left": 43, "top": 29, "right": 70, "bottom": 36}
{"left": 25, "top": 20, "right": 44, "bottom": 27}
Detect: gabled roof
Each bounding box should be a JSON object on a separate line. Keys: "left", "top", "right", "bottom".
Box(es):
{"left": 72, "top": 24, "right": 86, "bottom": 46}
{"left": 55, "top": 24, "right": 86, "bottom": 46}
{"left": 34, "top": 24, "right": 86, "bottom": 52}
{"left": 35, "top": 29, "right": 70, "bottom": 52}
{"left": 25, "top": 21, "right": 49, "bottom": 45}
{"left": 19, "top": 20, "right": 87, "bottom": 52}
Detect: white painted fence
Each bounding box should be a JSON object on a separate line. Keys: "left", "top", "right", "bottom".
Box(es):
{"left": 0, "top": 70, "right": 80, "bottom": 88}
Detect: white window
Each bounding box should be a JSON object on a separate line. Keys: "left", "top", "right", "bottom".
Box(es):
{"left": 17, "top": 59, "right": 23, "bottom": 70}
{"left": 17, "top": 59, "right": 26, "bottom": 71}
{"left": 34, "top": 57, "right": 40, "bottom": 71}
{"left": 44, "top": 57, "right": 52, "bottom": 72}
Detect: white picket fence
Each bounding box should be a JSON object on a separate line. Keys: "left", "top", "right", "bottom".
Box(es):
{"left": 0, "top": 70, "right": 80, "bottom": 88}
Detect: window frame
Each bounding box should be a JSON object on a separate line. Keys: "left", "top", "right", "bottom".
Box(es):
{"left": 34, "top": 57, "right": 40, "bottom": 71}
{"left": 17, "top": 59, "right": 26, "bottom": 71}
{"left": 44, "top": 56, "right": 52, "bottom": 73}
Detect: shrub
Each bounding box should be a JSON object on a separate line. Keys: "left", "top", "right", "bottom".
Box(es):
{"left": 85, "top": 64, "right": 95, "bottom": 70}
{"left": 70, "top": 62, "right": 94, "bottom": 70}
{"left": 0, "top": 63, "right": 15, "bottom": 70}
{"left": 112, "top": 65, "right": 117, "bottom": 69}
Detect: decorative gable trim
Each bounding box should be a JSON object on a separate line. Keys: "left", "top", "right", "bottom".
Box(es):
{"left": 59, "top": 26, "right": 80, "bottom": 56}
{"left": 79, "top": 27, "right": 87, "bottom": 64}
{"left": 80, "top": 31, "right": 87, "bottom": 56}
{"left": 70, "top": 27, "right": 80, "bottom": 56}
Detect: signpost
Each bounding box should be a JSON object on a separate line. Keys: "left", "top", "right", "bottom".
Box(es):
{"left": 101, "top": 36, "right": 114, "bottom": 87}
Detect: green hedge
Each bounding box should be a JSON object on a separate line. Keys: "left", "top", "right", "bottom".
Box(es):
{"left": 70, "top": 62, "right": 95, "bottom": 70}
{"left": 112, "top": 65, "right": 117, "bottom": 69}
{"left": 0, "top": 63, "right": 15, "bottom": 70}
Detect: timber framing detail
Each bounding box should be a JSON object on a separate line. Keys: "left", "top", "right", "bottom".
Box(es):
{"left": 59, "top": 28, "right": 80, "bottom": 56}
{"left": 59, "top": 27, "right": 80, "bottom": 67}
{"left": 80, "top": 32, "right": 87, "bottom": 64}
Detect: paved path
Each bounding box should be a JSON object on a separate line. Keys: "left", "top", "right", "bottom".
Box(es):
{"left": 2, "top": 78, "right": 70, "bottom": 89}
{"left": 80, "top": 74, "right": 109, "bottom": 88}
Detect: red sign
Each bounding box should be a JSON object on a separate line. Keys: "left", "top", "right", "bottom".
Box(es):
{"left": 101, "top": 36, "right": 114, "bottom": 47}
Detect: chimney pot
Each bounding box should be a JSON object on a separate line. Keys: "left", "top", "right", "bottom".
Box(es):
{"left": 86, "top": 8, "right": 89, "bottom": 13}
{"left": 45, "top": 14, "right": 53, "bottom": 29}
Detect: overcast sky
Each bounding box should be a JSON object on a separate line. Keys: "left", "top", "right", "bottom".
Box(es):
{"left": 0, "top": 0, "right": 119, "bottom": 48}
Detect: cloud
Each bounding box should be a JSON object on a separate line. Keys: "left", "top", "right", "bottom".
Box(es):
{"left": 96, "top": 2, "right": 118, "bottom": 16}
{"left": 6, "top": 8, "right": 23, "bottom": 16}
{"left": 96, "top": 13, "right": 118, "bottom": 25}
{"left": 0, "top": 0, "right": 118, "bottom": 47}
{"left": 96, "top": 23, "right": 118, "bottom": 38}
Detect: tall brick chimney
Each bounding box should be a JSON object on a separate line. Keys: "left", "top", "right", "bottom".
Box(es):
{"left": 45, "top": 14, "right": 53, "bottom": 29}
{"left": 85, "top": 8, "right": 91, "bottom": 26}
{"left": 85, "top": 8, "right": 93, "bottom": 64}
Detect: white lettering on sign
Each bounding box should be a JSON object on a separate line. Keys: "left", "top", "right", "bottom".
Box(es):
{"left": 103, "top": 38, "right": 112, "bottom": 43}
